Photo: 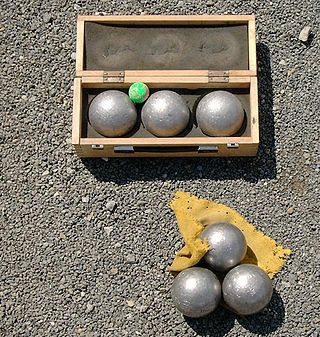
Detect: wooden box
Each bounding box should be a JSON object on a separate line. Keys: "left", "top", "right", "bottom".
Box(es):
{"left": 72, "top": 15, "right": 258, "bottom": 157}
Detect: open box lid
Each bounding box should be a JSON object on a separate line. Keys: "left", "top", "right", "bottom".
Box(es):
{"left": 76, "top": 15, "right": 256, "bottom": 84}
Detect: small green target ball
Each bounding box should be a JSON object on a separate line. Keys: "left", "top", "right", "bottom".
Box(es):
{"left": 129, "top": 82, "right": 149, "bottom": 103}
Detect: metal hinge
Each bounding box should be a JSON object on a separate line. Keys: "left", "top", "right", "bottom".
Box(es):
{"left": 208, "top": 70, "right": 229, "bottom": 83}
{"left": 103, "top": 71, "right": 125, "bottom": 83}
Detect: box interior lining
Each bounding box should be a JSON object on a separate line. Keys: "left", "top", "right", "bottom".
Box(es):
{"left": 84, "top": 22, "right": 249, "bottom": 71}
{"left": 81, "top": 88, "right": 251, "bottom": 139}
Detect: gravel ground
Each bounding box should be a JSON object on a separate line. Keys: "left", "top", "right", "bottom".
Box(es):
{"left": 1, "top": 0, "right": 320, "bottom": 336}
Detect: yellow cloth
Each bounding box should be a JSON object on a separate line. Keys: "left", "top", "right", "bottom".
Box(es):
{"left": 169, "top": 192, "right": 291, "bottom": 279}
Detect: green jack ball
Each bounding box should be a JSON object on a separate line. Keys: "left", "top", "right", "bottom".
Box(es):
{"left": 129, "top": 82, "right": 150, "bottom": 103}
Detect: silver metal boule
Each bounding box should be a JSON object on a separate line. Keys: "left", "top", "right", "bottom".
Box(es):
{"left": 200, "top": 223, "right": 247, "bottom": 272}
{"left": 222, "top": 264, "right": 273, "bottom": 315}
{"left": 88, "top": 90, "right": 137, "bottom": 137}
{"left": 171, "top": 267, "right": 221, "bottom": 318}
{"left": 141, "top": 90, "right": 190, "bottom": 137}
{"left": 196, "top": 90, "right": 244, "bottom": 136}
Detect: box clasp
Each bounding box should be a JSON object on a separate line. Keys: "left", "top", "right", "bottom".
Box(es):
{"left": 114, "top": 145, "right": 134, "bottom": 153}
{"left": 198, "top": 145, "right": 219, "bottom": 153}
{"left": 92, "top": 144, "right": 104, "bottom": 150}
{"left": 208, "top": 70, "right": 229, "bottom": 83}
{"left": 103, "top": 71, "right": 125, "bottom": 83}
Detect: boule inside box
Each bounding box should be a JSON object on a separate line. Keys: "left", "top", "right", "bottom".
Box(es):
{"left": 72, "top": 15, "right": 258, "bottom": 157}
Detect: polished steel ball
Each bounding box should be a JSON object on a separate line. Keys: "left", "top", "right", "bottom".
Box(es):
{"left": 88, "top": 90, "right": 137, "bottom": 137}
{"left": 171, "top": 267, "right": 221, "bottom": 318}
{"left": 141, "top": 90, "right": 190, "bottom": 137}
{"left": 222, "top": 264, "right": 273, "bottom": 315}
{"left": 200, "top": 223, "right": 247, "bottom": 272}
{"left": 196, "top": 90, "right": 244, "bottom": 136}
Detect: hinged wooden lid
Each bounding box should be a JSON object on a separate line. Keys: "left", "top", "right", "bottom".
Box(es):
{"left": 76, "top": 15, "right": 256, "bottom": 82}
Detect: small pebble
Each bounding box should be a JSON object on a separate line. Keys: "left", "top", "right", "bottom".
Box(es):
{"left": 125, "top": 254, "right": 135, "bottom": 263}
{"left": 30, "top": 23, "right": 37, "bottom": 31}
{"left": 287, "top": 207, "right": 294, "bottom": 215}
{"left": 106, "top": 200, "right": 116, "bottom": 212}
{"left": 279, "top": 59, "right": 287, "bottom": 66}
{"left": 289, "top": 274, "right": 297, "bottom": 282}
{"left": 86, "top": 212, "right": 94, "bottom": 221}
{"left": 71, "top": 52, "right": 76, "bottom": 60}
{"left": 59, "top": 232, "right": 67, "bottom": 240}
{"left": 139, "top": 305, "right": 148, "bottom": 313}
{"left": 299, "top": 26, "right": 311, "bottom": 42}
{"left": 127, "top": 300, "right": 135, "bottom": 307}
{"left": 287, "top": 68, "right": 296, "bottom": 76}
{"left": 86, "top": 303, "right": 94, "bottom": 313}
{"left": 43, "top": 13, "right": 52, "bottom": 23}
{"left": 82, "top": 196, "right": 89, "bottom": 203}
{"left": 110, "top": 267, "right": 118, "bottom": 275}
{"left": 104, "top": 226, "right": 113, "bottom": 235}
{"left": 66, "top": 167, "right": 74, "bottom": 175}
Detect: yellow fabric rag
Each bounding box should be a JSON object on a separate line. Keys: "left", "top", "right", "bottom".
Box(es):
{"left": 169, "top": 192, "right": 291, "bottom": 279}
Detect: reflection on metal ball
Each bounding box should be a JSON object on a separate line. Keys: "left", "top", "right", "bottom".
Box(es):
{"left": 200, "top": 223, "right": 247, "bottom": 272}
{"left": 196, "top": 90, "right": 244, "bottom": 136}
{"left": 171, "top": 267, "right": 221, "bottom": 318}
{"left": 88, "top": 90, "right": 137, "bottom": 137}
{"left": 141, "top": 90, "right": 190, "bottom": 137}
{"left": 222, "top": 264, "right": 273, "bottom": 315}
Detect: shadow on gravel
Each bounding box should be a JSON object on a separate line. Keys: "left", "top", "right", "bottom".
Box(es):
{"left": 81, "top": 43, "right": 276, "bottom": 183}
{"left": 237, "top": 290, "right": 285, "bottom": 335}
{"left": 184, "top": 290, "right": 284, "bottom": 336}
{"left": 184, "top": 307, "right": 236, "bottom": 337}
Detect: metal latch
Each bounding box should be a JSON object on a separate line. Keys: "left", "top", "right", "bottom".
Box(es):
{"left": 198, "top": 145, "right": 219, "bottom": 153}
{"left": 92, "top": 144, "right": 104, "bottom": 150}
{"left": 227, "top": 143, "right": 239, "bottom": 149}
{"left": 103, "top": 71, "right": 125, "bottom": 83}
{"left": 208, "top": 70, "right": 229, "bottom": 83}
{"left": 114, "top": 145, "right": 134, "bottom": 153}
